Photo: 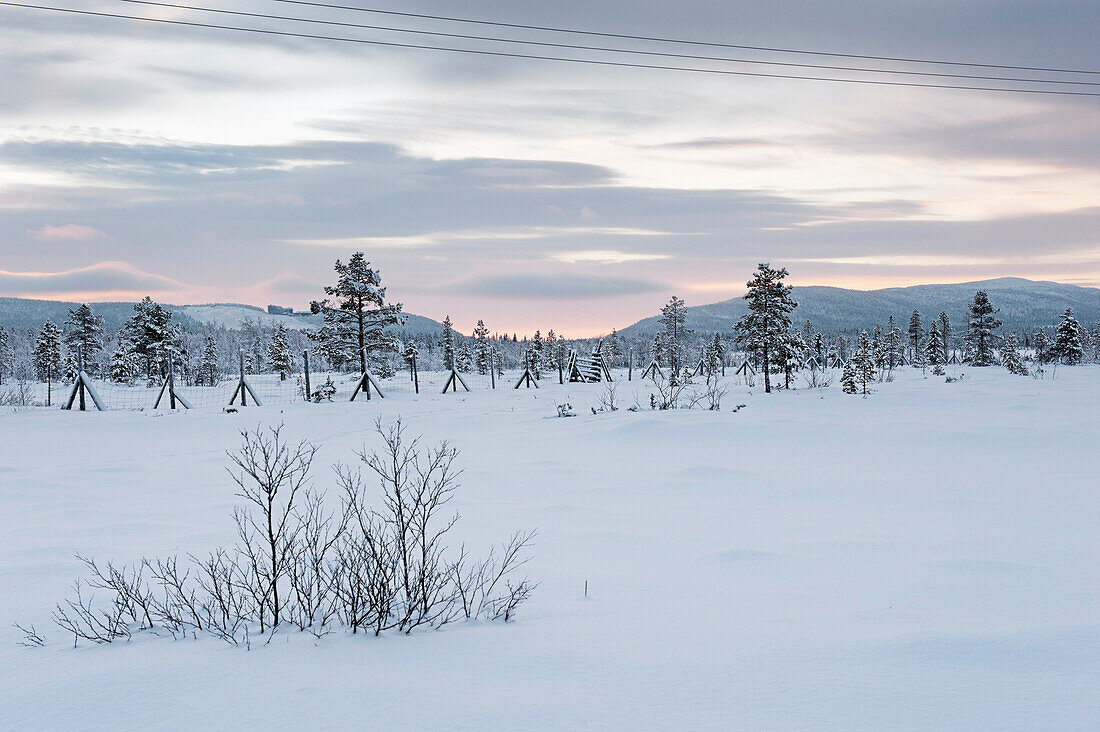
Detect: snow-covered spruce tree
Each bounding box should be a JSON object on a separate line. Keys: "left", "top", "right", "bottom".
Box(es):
{"left": 907, "top": 310, "right": 923, "bottom": 366}
{"left": 311, "top": 252, "right": 404, "bottom": 376}
{"left": 659, "top": 296, "right": 689, "bottom": 385}
{"left": 606, "top": 328, "right": 623, "bottom": 367}
{"left": 544, "top": 330, "right": 559, "bottom": 371}
{"left": 734, "top": 264, "right": 797, "bottom": 394}
{"left": 64, "top": 303, "right": 104, "bottom": 373}
{"left": 33, "top": 320, "right": 63, "bottom": 405}
{"left": 401, "top": 340, "right": 419, "bottom": 372}
{"left": 925, "top": 321, "right": 944, "bottom": 365}
{"left": 964, "top": 290, "right": 1002, "bottom": 366}
{"left": 117, "top": 296, "right": 184, "bottom": 381}
{"left": 1091, "top": 320, "right": 1100, "bottom": 363}
{"left": 1032, "top": 328, "right": 1050, "bottom": 364}
{"left": 775, "top": 329, "right": 804, "bottom": 389}
{"left": 1053, "top": 307, "right": 1085, "bottom": 365}
{"left": 308, "top": 308, "right": 354, "bottom": 371}
{"left": 268, "top": 323, "right": 293, "bottom": 380}
{"left": 938, "top": 311, "right": 951, "bottom": 363}
{"left": 650, "top": 334, "right": 663, "bottom": 366}
{"left": 846, "top": 330, "right": 875, "bottom": 395}
{"left": 703, "top": 332, "right": 723, "bottom": 377}
{"left": 0, "top": 324, "right": 9, "bottom": 385}
{"left": 885, "top": 315, "right": 903, "bottom": 370}
{"left": 440, "top": 315, "right": 456, "bottom": 371}
{"left": 473, "top": 320, "right": 491, "bottom": 375}
{"left": 456, "top": 344, "right": 473, "bottom": 373}
{"left": 1001, "top": 335, "right": 1028, "bottom": 375}
{"left": 841, "top": 361, "right": 857, "bottom": 394}
{"left": 200, "top": 334, "right": 220, "bottom": 385}
{"left": 870, "top": 325, "right": 884, "bottom": 369}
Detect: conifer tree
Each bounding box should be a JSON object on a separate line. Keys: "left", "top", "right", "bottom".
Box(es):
{"left": 473, "top": 319, "right": 491, "bottom": 375}
{"left": 841, "top": 362, "right": 857, "bottom": 394}
{"left": 703, "top": 333, "right": 723, "bottom": 377}
{"left": 33, "top": 320, "right": 63, "bottom": 405}
{"left": 650, "top": 334, "right": 663, "bottom": 366}
{"left": 885, "top": 315, "right": 903, "bottom": 370}
{"left": 200, "top": 334, "right": 220, "bottom": 385}
{"left": 1001, "top": 334, "right": 1028, "bottom": 375}
{"left": 1053, "top": 307, "right": 1085, "bottom": 364}
{"left": 0, "top": 325, "right": 8, "bottom": 385}
{"left": 848, "top": 330, "right": 876, "bottom": 395}
{"left": 311, "top": 252, "right": 404, "bottom": 375}
{"left": 64, "top": 303, "right": 104, "bottom": 373}
{"left": 659, "top": 296, "right": 689, "bottom": 385}
{"left": 907, "top": 310, "right": 923, "bottom": 365}
{"left": 938, "top": 311, "right": 951, "bottom": 363}
{"left": 1032, "top": 328, "right": 1049, "bottom": 364}
{"left": 606, "top": 328, "right": 623, "bottom": 367}
{"left": 734, "top": 264, "right": 797, "bottom": 394}
{"left": 964, "top": 290, "right": 1002, "bottom": 366}
{"left": 441, "top": 316, "right": 456, "bottom": 371}
{"left": 309, "top": 309, "right": 355, "bottom": 371}
{"left": 925, "top": 321, "right": 943, "bottom": 365}
{"left": 268, "top": 323, "right": 293, "bottom": 380}
{"left": 456, "top": 344, "right": 473, "bottom": 373}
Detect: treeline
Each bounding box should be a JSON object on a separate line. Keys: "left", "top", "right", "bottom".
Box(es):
{"left": 2, "top": 258, "right": 1100, "bottom": 392}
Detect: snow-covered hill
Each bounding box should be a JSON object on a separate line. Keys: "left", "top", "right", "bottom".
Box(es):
{"left": 620, "top": 277, "right": 1100, "bottom": 336}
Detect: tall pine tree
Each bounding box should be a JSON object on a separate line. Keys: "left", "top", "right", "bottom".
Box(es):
{"left": 734, "top": 264, "right": 797, "bottom": 394}
{"left": 311, "top": 252, "right": 404, "bottom": 375}
{"left": 964, "top": 290, "right": 1001, "bottom": 366}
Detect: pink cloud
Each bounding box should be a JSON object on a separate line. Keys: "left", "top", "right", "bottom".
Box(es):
{"left": 30, "top": 224, "right": 109, "bottom": 242}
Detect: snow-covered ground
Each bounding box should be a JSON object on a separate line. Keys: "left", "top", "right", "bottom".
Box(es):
{"left": 1, "top": 368, "right": 1098, "bottom": 729}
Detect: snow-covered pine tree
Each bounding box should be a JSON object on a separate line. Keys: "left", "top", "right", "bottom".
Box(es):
{"left": 1001, "top": 334, "right": 1028, "bottom": 375}
{"left": 473, "top": 319, "right": 491, "bottom": 375}
{"left": 441, "top": 315, "right": 456, "bottom": 371}
{"left": 964, "top": 290, "right": 1002, "bottom": 366}
{"left": 650, "top": 334, "right": 663, "bottom": 366}
{"left": 659, "top": 296, "right": 689, "bottom": 385}
{"left": 200, "top": 334, "right": 220, "bottom": 385}
{"left": 925, "top": 321, "right": 943, "bottom": 365}
{"left": 938, "top": 311, "right": 951, "bottom": 363}
{"left": 733, "top": 264, "right": 797, "bottom": 394}
{"left": 308, "top": 308, "right": 354, "bottom": 371}
{"left": 268, "top": 323, "right": 293, "bottom": 380}
{"left": 1053, "top": 308, "right": 1085, "bottom": 364}
{"left": 311, "top": 252, "right": 404, "bottom": 375}
{"left": 64, "top": 303, "right": 104, "bottom": 373}
{"left": 33, "top": 320, "right": 63, "bottom": 404}
{"left": 907, "top": 310, "right": 923, "bottom": 366}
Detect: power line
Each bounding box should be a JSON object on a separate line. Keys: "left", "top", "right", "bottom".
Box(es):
{"left": 3, "top": 2, "right": 1100, "bottom": 97}
{"left": 271, "top": 0, "right": 1100, "bottom": 77}
{"left": 106, "top": 0, "right": 1100, "bottom": 88}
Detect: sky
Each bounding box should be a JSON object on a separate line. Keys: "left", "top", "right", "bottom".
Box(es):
{"left": 1, "top": 0, "right": 1099, "bottom": 336}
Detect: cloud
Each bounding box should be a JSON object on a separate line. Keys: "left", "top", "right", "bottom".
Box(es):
{"left": 0, "top": 261, "right": 191, "bottom": 298}
{"left": 549, "top": 250, "right": 672, "bottom": 264}
{"left": 444, "top": 273, "right": 669, "bottom": 299}
{"left": 30, "top": 224, "right": 108, "bottom": 242}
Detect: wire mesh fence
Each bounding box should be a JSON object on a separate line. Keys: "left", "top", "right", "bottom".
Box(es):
{"left": 0, "top": 346, "right": 806, "bottom": 414}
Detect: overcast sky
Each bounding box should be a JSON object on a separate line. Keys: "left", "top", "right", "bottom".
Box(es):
{"left": 1, "top": 0, "right": 1098, "bottom": 335}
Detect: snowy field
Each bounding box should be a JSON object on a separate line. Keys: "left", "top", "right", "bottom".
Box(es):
{"left": 1, "top": 367, "right": 1098, "bottom": 729}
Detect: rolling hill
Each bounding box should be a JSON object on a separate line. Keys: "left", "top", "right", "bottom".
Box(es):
{"left": 619, "top": 278, "right": 1100, "bottom": 336}
{"left": 0, "top": 298, "right": 443, "bottom": 335}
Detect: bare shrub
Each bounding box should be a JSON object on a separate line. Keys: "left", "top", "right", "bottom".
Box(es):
{"left": 44, "top": 420, "right": 534, "bottom": 648}
{"left": 0, "top": 379, "right": 40, "bottom": 407}
{"left": 801, "top": 368, "right": 833, "bottom": 389}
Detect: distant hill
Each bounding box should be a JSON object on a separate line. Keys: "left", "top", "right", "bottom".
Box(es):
{"left": 0, "top": 298, "right": 443, "bottom": 335}
{"left": 619, "top": 278, "right": 1100, "bottom": 336}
